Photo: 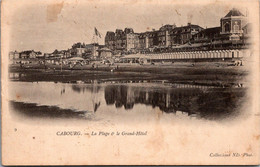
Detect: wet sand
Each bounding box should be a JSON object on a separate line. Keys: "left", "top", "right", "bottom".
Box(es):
{"left": 9, "top": 62, "right": 248, "bottom": 87}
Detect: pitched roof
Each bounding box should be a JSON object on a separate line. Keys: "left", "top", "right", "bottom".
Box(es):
{"left": 225, "top": 8, "right": 244, "bottom": 17}
{"left": 20, "top": 50, "right": 41, "bottom": 55}
{"left": 199, "top": 27, "right": 221, "bottom": 34}
{"left": 171, "top": 24, "right": 203, "bottom": 33}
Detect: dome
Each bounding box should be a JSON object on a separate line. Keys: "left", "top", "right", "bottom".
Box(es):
{"left": 224, "top": 8, "right": 244, "bottom": 17}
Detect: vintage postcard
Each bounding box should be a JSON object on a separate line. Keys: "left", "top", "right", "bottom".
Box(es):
{"left": 1, "top": 0, "right": 260, "bottom": 165}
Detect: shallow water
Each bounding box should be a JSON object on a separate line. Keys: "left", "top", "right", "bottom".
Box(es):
{"left": 9, "top": 79, "right": 246, "bottom": 121}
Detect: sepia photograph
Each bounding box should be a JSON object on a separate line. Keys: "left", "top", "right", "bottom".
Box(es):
{"left": 1, "top": 0, "right": 260, "bottom": 165}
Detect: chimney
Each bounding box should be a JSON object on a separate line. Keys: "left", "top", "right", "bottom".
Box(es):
{"left": 187, "top": 22, "right": 191, "bottom": 26}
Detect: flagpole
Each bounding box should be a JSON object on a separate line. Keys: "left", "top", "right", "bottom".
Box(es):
{"left": 93, "top": 27, "right": 101, "bottom": 60}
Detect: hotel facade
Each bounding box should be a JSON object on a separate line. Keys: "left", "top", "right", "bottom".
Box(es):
{"left": 105, "top": 8, "right": 250, "bottom": 54}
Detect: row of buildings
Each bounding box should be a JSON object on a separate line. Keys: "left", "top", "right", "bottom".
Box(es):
{"left": 9, "top": 43, "right": 113, "bottom": 63}
{"left": 105, "top": 8, "right": 251, "bottom": 53}
{"left": 9, "top": 50, "right": 42, "bottom": 60}
{"left": 9, "top": 8, "right": 251, "bottom": 64}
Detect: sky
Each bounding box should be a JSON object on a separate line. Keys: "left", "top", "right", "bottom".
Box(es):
{"left": 3, "top": 0, "right": 250, "bottom": 53}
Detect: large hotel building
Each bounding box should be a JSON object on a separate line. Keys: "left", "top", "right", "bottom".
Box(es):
{"left": 105, "top": 8, "right": 250, "bottom": 53}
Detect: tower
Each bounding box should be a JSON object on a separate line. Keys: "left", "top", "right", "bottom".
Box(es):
{"left": 220, "top": 8, "right": 247, "bottom": 39}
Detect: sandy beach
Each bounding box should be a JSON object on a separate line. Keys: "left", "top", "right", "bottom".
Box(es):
{"left": 9, "top": 61, "right": 248, "bottom": 87}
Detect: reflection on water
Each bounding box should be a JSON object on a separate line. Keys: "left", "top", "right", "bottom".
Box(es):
{"left": 9, "top": 80, "right": 246, "bottom": 121}
{"left": 104, "top": 85, "right": 245, "bottom": 119}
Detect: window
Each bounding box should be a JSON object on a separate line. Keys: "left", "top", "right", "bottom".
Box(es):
{"left": 233, "top": 21, "right": 239, "bottom": 32}
{"left": 224, "top": 23, "right": 230, "bottom": 32}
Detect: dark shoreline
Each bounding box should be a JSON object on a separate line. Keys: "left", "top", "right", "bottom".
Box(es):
{"left": 9, "top": 100, "right": 89, "bottom": 119}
